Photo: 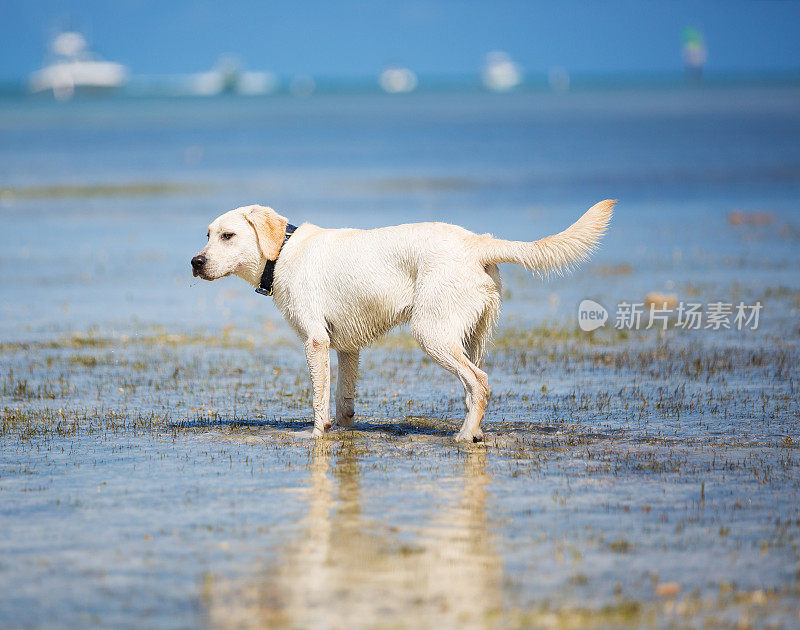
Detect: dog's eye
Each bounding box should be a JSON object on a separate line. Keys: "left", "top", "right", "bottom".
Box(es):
{"left": 221, "top": 232, "right": 235, "bottom": 241}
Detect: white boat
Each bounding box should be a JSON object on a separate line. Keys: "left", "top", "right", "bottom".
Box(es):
{"left": 379, "top": 65, "right": 418, "bottom": 94}
{"left": 481, "top": 51, "right": 522, "bottom": 92}
{"left": 30, "top": 32, "right": 128, "bottom": 100}
{"left": 189, "top": 54, "right": 277, "bottom": 96}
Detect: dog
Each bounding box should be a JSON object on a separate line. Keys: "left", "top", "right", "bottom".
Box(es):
{"left": 191, "top": 200, "right": 614, "bottom": 441}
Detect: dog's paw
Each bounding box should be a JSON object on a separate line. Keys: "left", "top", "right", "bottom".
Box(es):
{"left": 454, "top": 429, "right": 484, "bottom": 443}
{"left": 334, "top": 413, "right": 355, "bottom": 428}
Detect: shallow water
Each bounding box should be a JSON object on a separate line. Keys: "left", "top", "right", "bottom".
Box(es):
{"left": 2, "top": 85, "right": 800, "bottom": 627}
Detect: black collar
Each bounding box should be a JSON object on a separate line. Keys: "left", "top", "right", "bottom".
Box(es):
{"left": 255, "top": 223, "right": 297, "bottom": 297}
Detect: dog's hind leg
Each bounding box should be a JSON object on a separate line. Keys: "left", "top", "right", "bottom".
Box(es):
{"left": 465, "top": 305, "right": 499, "bottom": 368}
{"left": 456, "top": 357, "right": 489, "bottom": 442}
{"left": 304, "top": 331, "right": 331, "bottom": 437}
{"left": 413, "top": 326, "right": 489, "bottom": 442}
{"left": 465, "top": 265, "right": 502, "bottom": 369}
{"left": 335, "top": 350, "right": 359, "bottom": 427}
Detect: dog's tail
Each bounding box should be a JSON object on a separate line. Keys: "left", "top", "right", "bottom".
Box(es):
{"left": 479, "top": 199, "right": 615, "bottom": 277}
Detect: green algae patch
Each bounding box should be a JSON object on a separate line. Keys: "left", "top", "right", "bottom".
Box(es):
{"left": 0, "top": 181, "right": 207, "bottom": 200}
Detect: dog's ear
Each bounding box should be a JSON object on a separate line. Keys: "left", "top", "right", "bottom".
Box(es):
{"left": 244, "top": 205, "right": 288, "bottom": 260}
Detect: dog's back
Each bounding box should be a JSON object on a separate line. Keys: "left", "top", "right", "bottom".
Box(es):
{"left": 273, "top": 221, "right": 495, "bottom": 351}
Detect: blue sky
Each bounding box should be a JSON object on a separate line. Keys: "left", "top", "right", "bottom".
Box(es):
{"left": 2, "top": 0, "right": 800, "bottom": 80}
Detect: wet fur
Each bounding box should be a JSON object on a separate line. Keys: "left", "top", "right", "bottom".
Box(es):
{"left": 193, "top": 200, "right": 615, "bottom": 440}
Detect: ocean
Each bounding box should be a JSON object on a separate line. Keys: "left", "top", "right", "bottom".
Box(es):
{"left": 1, "top": 85, "right": 799, "bottom": 627}
{"left": 2, "top": 85, "right": 799, "bottom": 337}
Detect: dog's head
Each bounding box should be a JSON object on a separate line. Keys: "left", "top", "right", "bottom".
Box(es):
{"left": 191, "top": 205, "right": 289, "bottom": 284}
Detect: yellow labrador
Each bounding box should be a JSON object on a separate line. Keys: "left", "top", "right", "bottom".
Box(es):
{"left": 191, "top": 200, "right": 614, "bottom": 440}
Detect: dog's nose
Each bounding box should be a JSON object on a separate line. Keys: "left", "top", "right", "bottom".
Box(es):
{"left": 191, "top": 254, "right": 206, "bottom": 270}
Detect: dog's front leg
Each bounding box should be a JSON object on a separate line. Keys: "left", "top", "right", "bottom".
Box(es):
{"left": 335, "top": 350, "right": 359, "bottom": 427}
{"left": 304, "top": 333, "right": 331, "bottom": 437}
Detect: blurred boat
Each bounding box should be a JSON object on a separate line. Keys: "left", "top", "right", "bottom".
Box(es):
{"left": 547, "top": 66, "right": 570, "bottom": 92}
{"left": 379, "top": 65, "right": 418, "bottom": 94}
{"left": 682, "top": 27, "right": 707, "bottom": 82}
{"left": 289, "top": 74, "right": 316, "bottom": 97}
{"left": 29, "top": 32, "right": 128, "bottom": 100}
{"left": 481, "top": 51, "right": 522, "bottom": 92}
{"left": 189, "top": 54, "right": 277, "bottom": 96}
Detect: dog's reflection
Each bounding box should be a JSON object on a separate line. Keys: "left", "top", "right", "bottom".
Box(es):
{"left": 206, "top": 440, "right": 503, "bottom": 628}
